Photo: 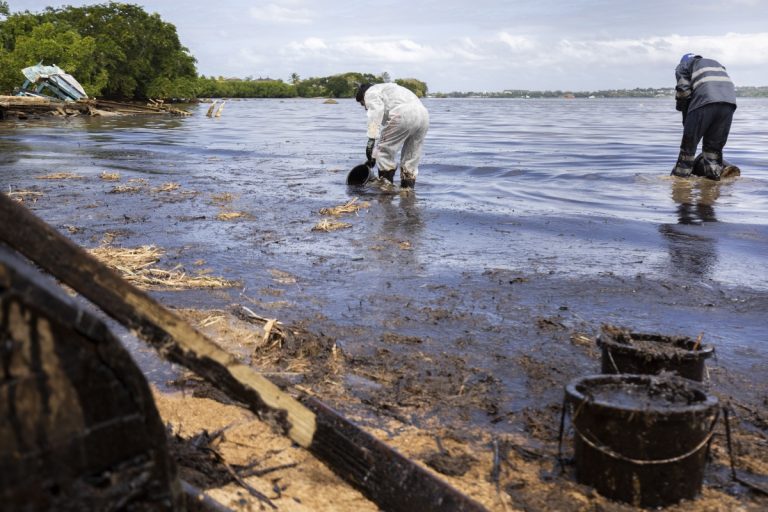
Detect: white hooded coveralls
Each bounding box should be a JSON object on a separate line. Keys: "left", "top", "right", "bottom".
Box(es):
{"left": 364, "top": 83, "right": 429, "bottom": 180}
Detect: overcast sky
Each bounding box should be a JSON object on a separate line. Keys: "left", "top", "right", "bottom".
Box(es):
{"left": 9, "top": 0, "right": 768, "bottom": 92}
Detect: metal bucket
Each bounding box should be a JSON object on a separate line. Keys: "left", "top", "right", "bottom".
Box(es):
{"left": 597, "top": 328, "right": 714, "bottom": 381}
{"left": 564, "top": 374, "right": 719, "bottom": 508}
{"left": 346, "top": 163, "right": 373, "bottom": 186}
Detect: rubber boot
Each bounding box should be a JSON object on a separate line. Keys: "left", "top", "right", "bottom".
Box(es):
{"left": 378, "top": 169, "right": 395, "bottom": 184}
{"left": 671, "top": 151, "right": 695, "bottom": 178}
{"left": 400, "top": 177, "right": 416, "bottom": 189}
{"left": 700, "top": 150, "right": 722, "bottom": 181}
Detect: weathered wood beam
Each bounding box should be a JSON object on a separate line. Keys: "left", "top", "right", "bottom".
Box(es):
{"left": 0, "top": 193, "right": 487, "bottom": 512}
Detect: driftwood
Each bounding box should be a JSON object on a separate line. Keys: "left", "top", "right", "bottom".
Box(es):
{"left": 0, "top": 246, "right": 182, "bottom": 509}
{"left": 0, "top": 95, "right": 191, "bottom": 118}
{"left": 0, "top": 192, "right": 487, "bottom": 512}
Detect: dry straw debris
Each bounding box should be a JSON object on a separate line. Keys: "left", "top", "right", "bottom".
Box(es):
{"left": 210, "top": 192, "right": 236, "bottom": 205}
{"left": 216, "top": 211, "right": 249, "bottom": 221}
{"left": 152, "top": 182, "right": 181, "bottom": 193}
{"left": 319, "top": 197, "right": 370, "bottom": 216}
{"left": 99, "top": 172, "right": 121, "bottom": 181}
{"left": 88, "top": 245, "right": 238, "bottom": 290}
{"left": 6, "top": 188, "right": 43, "bottom": 203}
{"left": 37, "top": 172, "right": 83, "bottom": 180}
{"left": 269, "top": 269, "right": 297, "bottom": 285}
{"left": 311, "top": 219, "right": 352, "bottom": 232}
{"left": 109, "top": 185, "right": 144, "bottom": 194}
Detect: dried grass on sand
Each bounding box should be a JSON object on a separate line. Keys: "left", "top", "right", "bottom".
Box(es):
{"left": 109, "top": 185, "right": 144, "bottom": 194}
{"left": 216, "top": 211, "right": 249, "bottom": 221}
{"left": 176, "top": 306, "right": 343, "bottom": 379}
{"left": 37, "top": 172, "right": 83, "bottom": 180}
{"left": 319, "top": 197, "right": 370, "bottom": 216}
{"left": 99, "top": 172, "right": 121, "bottom": 181}
{"left": 210, "top": 192, "right": 235, "bottom": 205}
{"left": 153, "top": 182, "right": 181, "bottom": 192}
{"left": 6, "top": 189, "right": 43, "bottom": 203}
{"left": 312, "top": 219, "right": 352, "bottom": 232}
{"left": 88, "top": 245, "right": 238, "bottom": 290}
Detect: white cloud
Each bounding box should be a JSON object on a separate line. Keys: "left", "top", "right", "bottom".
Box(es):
{"left": 448, "top": 38, "right": 490, "bottom": 61}
{"left": 249, "top": 3, "right": 314, "bottom": 24}
{"left": 284, "top": 36, "right": 450, "bottom": 63}
{"left": 549, "top": 33, "right": 768, "bottom": 67}
{"left": 233, "top": 29, "right": 768, "bottom": 90}
{"left": 301, "top": 37, "right": 327, "bottom": 51}
{"left": 498, "top": 32, "right": 536, "bottom": 52}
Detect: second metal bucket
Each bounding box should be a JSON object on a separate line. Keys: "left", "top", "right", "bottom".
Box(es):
{"left": 597, "top": 328, "right": 714, "bottom": 381}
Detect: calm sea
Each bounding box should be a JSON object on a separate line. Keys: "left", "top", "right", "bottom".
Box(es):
{"left": 2, "top": 97, "right": 766, "bottom": 287}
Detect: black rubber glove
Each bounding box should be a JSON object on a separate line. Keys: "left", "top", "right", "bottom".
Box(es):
{"left": 365, "top": 138, "right": 376, "bottom": 167}
{"left": 676, "top": 98, "right": 689, "bottom": 126}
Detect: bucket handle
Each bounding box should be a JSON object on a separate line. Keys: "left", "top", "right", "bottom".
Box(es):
{"left": 558, "top": 397, "right": 719, "bottom": 466}
{"left": 605, "top": 346, "right": 621, "bottom": 373}
{"left": 724, "top": 406, "right": 768, "bottom": 495}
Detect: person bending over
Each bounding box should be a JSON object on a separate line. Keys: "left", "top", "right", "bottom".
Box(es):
{"left": 671, "top": 53, "right": 736, "bottom": 181}
{"left": 356, "top": 82, "right": 429, "bottom": 189}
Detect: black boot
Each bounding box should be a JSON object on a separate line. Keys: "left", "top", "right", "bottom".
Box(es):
{"left": 671, "top": 151, "right": 695, "bottom": 178}
{"left": 700, "top": 150, "right": 722, "bottom": 181}
{"left": 378, "top": 169, "right": 395, "bottom": 183}
{"left": 400, "top": 177, "right": 416, "bottom": 189}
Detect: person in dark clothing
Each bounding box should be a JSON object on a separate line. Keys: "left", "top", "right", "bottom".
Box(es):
{"left": 671, "top": 54, "right": 737, "bottom": 181}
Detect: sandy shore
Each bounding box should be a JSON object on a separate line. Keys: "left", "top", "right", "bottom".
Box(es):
{"left": 3, "top": 121, "right": 767, "bottom": 510}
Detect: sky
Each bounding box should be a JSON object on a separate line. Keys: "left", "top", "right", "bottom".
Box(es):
{"left": 8, "top": 0, "right": 768, "bottom": 92}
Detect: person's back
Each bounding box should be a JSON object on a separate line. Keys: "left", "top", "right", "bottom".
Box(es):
{"left": 366, "top": 83, "right": 420, "bottom": 111}
{"left": 675, "top": 56, "right": 736, "bottom": 114}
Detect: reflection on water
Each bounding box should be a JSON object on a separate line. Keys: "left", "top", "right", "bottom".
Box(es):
{"left": 671, "top": 179, "right": 720, "bottom": 225}
{"left": 367, "top": 192, "right": 424, "bottom": 270}
{"left": 659, "top": 180, "right": 722, "bottom": 278}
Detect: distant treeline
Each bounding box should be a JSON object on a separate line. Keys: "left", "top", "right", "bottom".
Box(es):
{"left": 197, "top": 73, "right": 428, "bottom": 100}
{"left": 0, "top": 2, "right": 428, "bottom": 100}
{"left": 433, "top": 86, "right": 768, "bottom": 99}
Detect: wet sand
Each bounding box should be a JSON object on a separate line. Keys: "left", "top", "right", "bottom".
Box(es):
{"left": 7, "top": 177, "right": 767, "bottom": 511}
{"left": 2, "top": 99, "right": 767, "bottom": 510}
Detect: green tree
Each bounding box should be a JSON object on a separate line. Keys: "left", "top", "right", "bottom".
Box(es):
{"left": 0, "top": 2, "right": 197, "bottom": 99}
{"left": 326, "top": 74, "right": 349, "bottom": 97}
{"left": 395, "top": 78, "right": 428, "bottom": 97}
{"left": 0, "top": 20, "right": 107, "bottom": 96}
{"left": 294, "top": 72, "right": 385, "bottom": 98}
{"left": 289, "top": 72, "right": 300, "bottom": 85}
{"left": 48, "top": 2, "right": 197, "bottom": 99}
{"left": 193, "top": 76, "right": 296, "bottom": 99}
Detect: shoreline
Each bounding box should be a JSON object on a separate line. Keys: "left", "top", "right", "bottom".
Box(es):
{"left": 2, "top": 100, "right": 766, "bottom": 510}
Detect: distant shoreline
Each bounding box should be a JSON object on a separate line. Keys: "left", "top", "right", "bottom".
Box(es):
{"left": 430, "top": 86, "right": 768, "bottom": 99}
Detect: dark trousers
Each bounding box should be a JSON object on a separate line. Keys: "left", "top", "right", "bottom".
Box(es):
{"left": 681, "top": 103, "right": 735, "bottom": 157}
{"left": 673, "top": 102, "right": 735, "bottom": 178}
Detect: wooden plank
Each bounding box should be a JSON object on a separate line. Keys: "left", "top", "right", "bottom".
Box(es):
{"left": 0, "top": 193, "right": 488, "bottom": 512}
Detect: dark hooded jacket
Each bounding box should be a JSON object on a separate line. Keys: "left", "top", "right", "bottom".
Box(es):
{"left": 675, "top": 56, "right": 736, "bottom": 114}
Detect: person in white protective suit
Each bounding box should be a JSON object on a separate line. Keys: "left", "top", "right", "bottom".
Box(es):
{"left": 356, "top": 83, "right": 429, "bottom": 189}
